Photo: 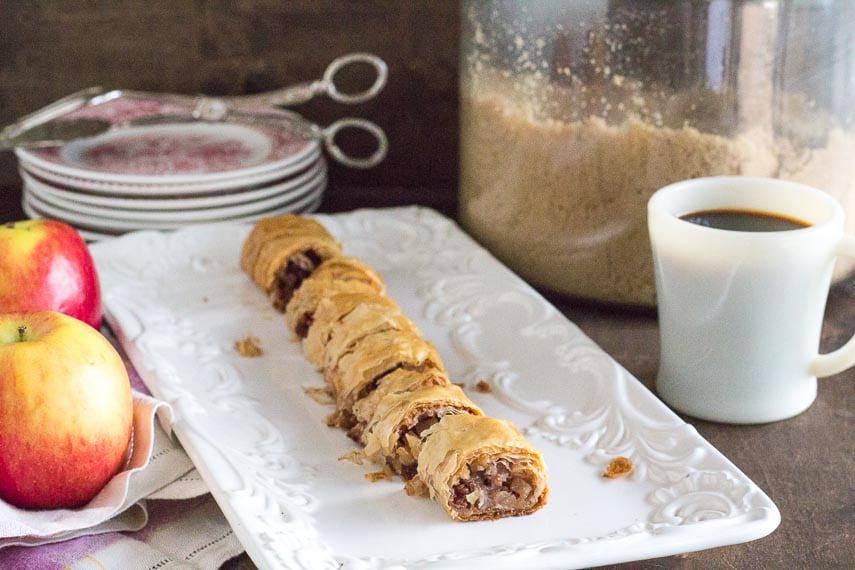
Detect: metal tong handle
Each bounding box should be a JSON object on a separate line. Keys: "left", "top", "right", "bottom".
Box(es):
{"left": 128, "top": 111, "right": 389, "bottom": 170}
{"left": 224, "top": 53, "right": 388, "bottom": 108}
{"left": 1, "top": 86, "right": 106, "bottom": 141}
{"left": 1, "top": 53, "right": 387, "bottom": 147}
{"left": 320, "top": 118, "right": 388, "bottom": 169}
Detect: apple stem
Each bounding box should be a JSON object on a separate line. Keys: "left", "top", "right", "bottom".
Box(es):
{"left": 17, "top": 325, "right": 26, "bottom": 342}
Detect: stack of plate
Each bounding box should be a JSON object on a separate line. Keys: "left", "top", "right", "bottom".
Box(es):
{"left": 16, "top": 97, "right": 327, "bottom": 241}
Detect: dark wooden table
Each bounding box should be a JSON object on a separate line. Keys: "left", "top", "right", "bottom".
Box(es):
{"left": 1, "top": 172, "right": 852, "bottom": 569}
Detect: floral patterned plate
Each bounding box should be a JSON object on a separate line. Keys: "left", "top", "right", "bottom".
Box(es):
{"left": 16, "top": 97, "right": 317, "bottom": 185}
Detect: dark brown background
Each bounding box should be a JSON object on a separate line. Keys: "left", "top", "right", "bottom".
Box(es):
{"left": 1, "top": 2, "right": 853, "bottom": 570}
{"left": 0, "top": 0, "right": 460, "bottom": 214}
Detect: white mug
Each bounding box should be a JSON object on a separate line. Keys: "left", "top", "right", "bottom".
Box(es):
{"left": 648, "top": 176, "right": 855, "bottom": 424}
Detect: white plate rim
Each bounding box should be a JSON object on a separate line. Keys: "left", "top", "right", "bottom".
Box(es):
{"left": 23, "top": 182, "right": 324, "bottom": 231}
{"left": 21, "top": 161, "right": 326, "bottom": 213}
{"left": 25, "top": 172, "right": 324, "bottom": 223}
{"left": 17, "top": 144, "right": 323, "bottom": 196}
{"left": 24, "top": 201, "right": 322, "bottom": 243}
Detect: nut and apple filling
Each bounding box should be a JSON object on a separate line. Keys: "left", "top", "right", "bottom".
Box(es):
{"left": 271, "top": 250, "right": 323, "bottom": 311}
{"left": 295, "top": 312, "right": 314, "bottom": 338}
{"left": 417, "top": 414, "right": 548, "bottom": 521}
{"left": 449, "top": 457, "right": 542, "bottom": 516}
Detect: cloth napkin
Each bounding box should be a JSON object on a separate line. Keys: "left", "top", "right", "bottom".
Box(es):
{"left": 0, "top": 334, "right": 246, "bottom": 569}
{"left": 0, "top": 496, "right": 242, "bottom": 570}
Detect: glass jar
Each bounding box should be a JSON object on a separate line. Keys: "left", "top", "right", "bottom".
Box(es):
{"left": 460, "top": 0, "right": 855, "bottom": 307}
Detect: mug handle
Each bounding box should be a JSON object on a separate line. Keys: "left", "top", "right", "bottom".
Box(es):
{"left": 810, "top": 234, "right": 855, "bottom": 378}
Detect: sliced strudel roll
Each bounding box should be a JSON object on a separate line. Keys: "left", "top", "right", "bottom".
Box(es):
{"left": 240, "top": 214, "right": 341, "bottom": 310}
{"left": 360, "top": 384, "right": 483, "bottom": 479}
{"left": 351, "top": 366, "right": 450, "bottom": 435}
{"left": 285, "top": 257, "right": 386, "bottom": 339}
{"left": 327, "top": 330, "right": 445, "bottom": 426}
{"left": 240, "top": 214, "right": 332, "bottom": 272}
{"left": 415, "top": 414, "right": 548, "bottom": 521}
{"left": 303, "top": 291, "right": 398, "bottom": 367}
{"left": 320, "top": 303, "right": 420, "bottom": 372}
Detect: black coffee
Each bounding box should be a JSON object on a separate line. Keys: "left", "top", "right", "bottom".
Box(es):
{"left": 679, "top": 209, "right": 811, "bottom": 232}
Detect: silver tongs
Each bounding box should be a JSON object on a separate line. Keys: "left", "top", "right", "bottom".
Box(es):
{"left": 1, "top": 53, "right": 389, "bottom": 168}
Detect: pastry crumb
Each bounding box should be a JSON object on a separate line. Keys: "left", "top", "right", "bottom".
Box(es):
{"left": 404, "top": 475, "right": 429, "bottom": 497}
{"left": 302, "top": 385, "right": 335, "bottom": 405}
{"left": 602, "top": 456, "right": 633, "bottom": 479}
{"left": 365, "top": 464, "right": 395, "bottom": 482}
{"left": 234, "top": 335, "right": 263, "bottom": 357}
{"left": 338, "top": 449, "right": 365, "bottom": 465}
{"left": 475, "top": 380, "right": 492, "bottom": 393}
{"left": 202, "top": 296, "right": 209, "bottom": 303}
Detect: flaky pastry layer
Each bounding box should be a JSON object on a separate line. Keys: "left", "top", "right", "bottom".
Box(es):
{"left": 361, "top": 384, "right": 483, "bottom": 477}
{"left": 327, "top": 329, "right": 444, "bottom": 414}
{"left": 302, "top": 291, "right": 397, "bottom": 367}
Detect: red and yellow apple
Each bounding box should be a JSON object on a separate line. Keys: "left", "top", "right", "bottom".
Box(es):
{"left": 0, "top": 219, "right": 102, "bottom": 329}
{"left": 0, "top": 311, "right": 133, "bottom": 510}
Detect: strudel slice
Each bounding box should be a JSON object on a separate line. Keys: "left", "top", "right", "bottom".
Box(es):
{"left": 303, "top": 291, "right": 397, "bottom": 367}
{"left": 415, "top": 414, "right": 548, "bottom": 521}
{"left": 327, "top": 330, "right": 445, "bottom": 426}
{"left": 350, "top": 366, "right": 449, "bottom": 440}
{"left": 240, "top": 215, "right": 341, "bottom": 310}
{"left": 320, "top": 303, "right": 420, "bottom": 372}
{"left": 360, "top": 384, "right": 483, "bottom": 479}
{"left": 240, "top": 214, "right": 333, "bottom": 272}
{"left": 285, "top": 277, "right": 382, "bottom": 339}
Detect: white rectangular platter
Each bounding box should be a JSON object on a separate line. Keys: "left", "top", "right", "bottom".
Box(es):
{"left": 90, "top": 207, "right": 779, "bottom": 569}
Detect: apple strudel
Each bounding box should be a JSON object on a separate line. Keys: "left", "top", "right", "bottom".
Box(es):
{"left": 360, "top": 384, "right": 483, "bottom": 479}
{"left": 415, "top": 414, "right": 548, "bottom": 521}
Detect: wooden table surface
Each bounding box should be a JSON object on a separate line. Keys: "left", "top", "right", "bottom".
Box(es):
{"left": 1, "top": 175, "right": 853, "bottom": 569}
